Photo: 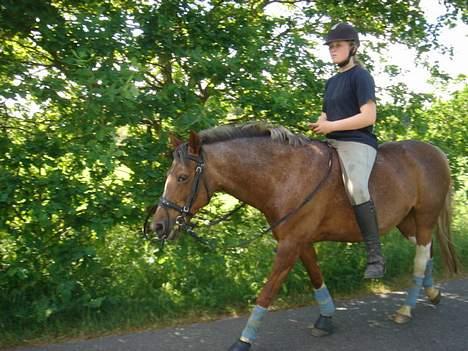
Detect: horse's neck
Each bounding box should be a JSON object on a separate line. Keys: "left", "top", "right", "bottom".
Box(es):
{"left": 204, "top": 140, "right": 266, "bottom": 209}
{"left": 203, "top": 139, "right": 326, "bottom": 215}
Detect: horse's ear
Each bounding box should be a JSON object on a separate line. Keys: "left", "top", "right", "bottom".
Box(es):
{"left": 169, "top": 133, "right": 183, "bottom": 149}
{"left": 188, "top": 131, "right": 201, "bottom": 155}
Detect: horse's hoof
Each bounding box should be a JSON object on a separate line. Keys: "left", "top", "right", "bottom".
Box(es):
{"left": 393, "top": 305, "right": 412, "bottom": 324}
{"left": 310, "top": 315, "right": 333, "bottom": 337}
{"left": 393, "top": 312, "right": 411, "bottom": 324}
{"left": 427, "top": 288, "right": 442, "bottom": 305}
{"left": 363, "top": 260, "right": 385, "bottom": 279}
{"left": 228, "top": 339, "right": 251, "bottom": 351}
{"left": 430, "top": 290, "right": 442, "bottom": 305}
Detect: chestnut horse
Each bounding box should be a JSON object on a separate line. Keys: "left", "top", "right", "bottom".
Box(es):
{"left": 148, "top": 123, "right": 457, "bottom": 351}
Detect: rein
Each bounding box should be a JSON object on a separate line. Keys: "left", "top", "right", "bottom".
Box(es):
{"left": 143, "top": 142, "right": 333, "bottom": 251}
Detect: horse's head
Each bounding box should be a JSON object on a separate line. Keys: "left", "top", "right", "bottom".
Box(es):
{"left": 148, "top": 131, "right": 211, "bottom": 241}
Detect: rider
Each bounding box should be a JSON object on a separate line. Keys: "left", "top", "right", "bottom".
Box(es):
{"left": 309, "top": 23, "right": 385, "bottom": 279}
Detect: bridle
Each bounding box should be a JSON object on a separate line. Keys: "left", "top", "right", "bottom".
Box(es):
{"left": 143, "top": 144, "right": 209, "bottom": 240}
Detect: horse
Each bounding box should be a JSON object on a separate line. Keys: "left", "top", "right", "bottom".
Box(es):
{"left": 147, "top": 123, "right": 458, "bottom": 351}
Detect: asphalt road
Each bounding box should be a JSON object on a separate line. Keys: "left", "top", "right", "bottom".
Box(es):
{"left": 9, "top": 278, "right": 468, "bottom": 351}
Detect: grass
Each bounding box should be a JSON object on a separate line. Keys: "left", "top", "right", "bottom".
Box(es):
{"left": 1, "top": 203, "right": 467, "bottom": 350}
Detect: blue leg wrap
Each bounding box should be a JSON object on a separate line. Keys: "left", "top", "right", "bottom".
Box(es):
{"left": 423, "top": 259, "right": 433, "bottom": 288}
{"left": 405, "top": 276, "right": 424, "bottom": 308}
{"left": 314, "top": 284, "right": 335, "bottom": 317}
{"left": 240, "top": 305, "right": 268, "bottom": 343}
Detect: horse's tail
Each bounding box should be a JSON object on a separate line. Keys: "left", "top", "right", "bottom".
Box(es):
{"left": 435, "top": 183, "right": 459, "bottom": 274}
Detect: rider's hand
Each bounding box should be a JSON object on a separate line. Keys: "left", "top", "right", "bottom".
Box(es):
{"left": 308, "top": 119, "right": 335, "bottom": 135}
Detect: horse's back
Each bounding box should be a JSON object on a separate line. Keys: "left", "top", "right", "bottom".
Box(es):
{"left": 371, "top": 140, "right": 450, "bottom": 232}
{"left": 376, "top": 140, "right": 450, "bottom": 184}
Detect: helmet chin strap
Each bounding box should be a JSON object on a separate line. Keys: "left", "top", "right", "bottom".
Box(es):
{"left": 338, "top": 56, "right": 352, "bottom": 68}
{"left": 338, "top": 47, "right": 357, "bottom": 68}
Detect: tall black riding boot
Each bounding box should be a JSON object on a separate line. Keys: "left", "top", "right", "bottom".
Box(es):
{"left": 353, "top": 201, "right": 385, "bottom": 279}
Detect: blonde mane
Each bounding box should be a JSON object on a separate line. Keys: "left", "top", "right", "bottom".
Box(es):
{"left": 199, "top": 122, "right": 311, "bottom": 146}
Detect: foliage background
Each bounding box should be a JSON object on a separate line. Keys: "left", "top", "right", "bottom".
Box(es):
{"left": 0, "top": 0, "right": 466, "bottom": 346}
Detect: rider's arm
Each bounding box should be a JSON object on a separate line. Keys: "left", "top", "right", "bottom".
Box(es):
{"left": 330, "top": 100, "right": 376, "bottom": 131}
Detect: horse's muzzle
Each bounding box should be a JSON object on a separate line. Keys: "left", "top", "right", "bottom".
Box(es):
{"left": 152, "top": 221, "right": 166, "bottom": 238}
{"left": 150, "top": 219, "right": 180, "bottom": 241}
{"left": 150, "top": 221, "right": 167, "bottom": 239}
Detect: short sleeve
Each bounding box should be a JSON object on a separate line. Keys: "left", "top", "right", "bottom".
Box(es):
{"left": 354, "top": 69, "right": 376, "bottom": 108}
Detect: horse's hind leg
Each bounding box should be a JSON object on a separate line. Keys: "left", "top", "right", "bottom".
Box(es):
{"left": 397, "top": 212, "right": 416, "bottom": 240}
{"left": 393, "top": 226, "right": 436, "bottom": 324}
{"left": 422, "top": 256, "right": 442, "bottom": 305}
{"left": 397, "top": 213, "right": 441, "bottom": 303}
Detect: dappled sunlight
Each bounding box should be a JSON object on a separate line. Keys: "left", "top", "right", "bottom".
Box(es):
{"left": 368, "top": 281, "right": 394, "bottom": 295}
{"left": 440, "top": 292, "right": 468, "bottom": 303}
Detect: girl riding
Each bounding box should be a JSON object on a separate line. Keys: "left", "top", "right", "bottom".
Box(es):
{"left": 310, "top": 23, "right": 385, "bottom": 279}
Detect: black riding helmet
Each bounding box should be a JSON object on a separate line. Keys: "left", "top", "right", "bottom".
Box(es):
{"left": 324, "top": 23, "right": 360, "bottom": 47}
{"left": 325, "top": 23, "right": 359, "bottom": 46}
{"left": 324, "top": 23, "right": 360, "bottom": 67}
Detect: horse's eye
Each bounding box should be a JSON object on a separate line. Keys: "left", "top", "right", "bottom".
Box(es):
{"left": 177, "top": 175, "right": 189, "bottom": 182}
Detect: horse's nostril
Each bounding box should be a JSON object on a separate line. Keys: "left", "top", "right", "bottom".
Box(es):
{"left": 155, "top": 222, "right": 165, "bottom": 234}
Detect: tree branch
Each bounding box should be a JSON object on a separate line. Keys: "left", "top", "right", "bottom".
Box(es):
{"left": 143, "top": 72, "right": 164, "bottom": 89}
{"left": 259, "top": 0, "right": 304, "bottom": 10}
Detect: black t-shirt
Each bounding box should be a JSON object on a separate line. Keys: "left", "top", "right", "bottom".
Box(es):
{"left": 322, "top": 65, "right": 378, "bottom": 149}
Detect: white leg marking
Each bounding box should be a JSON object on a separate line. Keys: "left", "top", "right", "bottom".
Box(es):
{"left": 414, "top": 243, "right": 431, "bottom": 277}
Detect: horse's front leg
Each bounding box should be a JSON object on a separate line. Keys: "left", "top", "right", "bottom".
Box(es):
{"left": 228, "top": 239, "right": 300, "bottom": 351}
{"left": 300, "top": 244, "right": 336, "bottom": 336}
